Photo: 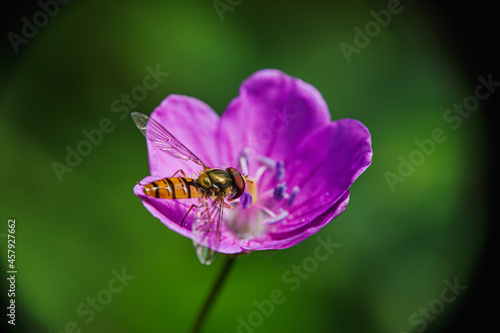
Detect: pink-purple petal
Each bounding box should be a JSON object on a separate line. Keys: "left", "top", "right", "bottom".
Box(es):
{"left": 264, "top": 191, "right": 351, "bottom": 250}
{"left": 235, "top": 191, "right": 351, "bottom": 252}
{"left": 133, "top": 176, "right": 196, "bottom": 237}
{"left": 286, "top": 118, "right": 372, "bottom": 215}
{"left": 218, "top": 69, "right": 331, "bottom": 172}
{"left": 147, "top": 94, "right": 221, "bottom": 177}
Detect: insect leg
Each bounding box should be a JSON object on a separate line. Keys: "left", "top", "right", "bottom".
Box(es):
{"left": 205, "top": 198, "right": 213, "bottom": 224}
{"left": 223, "top": 201, "right": 234, "bottom": 209}
{"left": 170, "top": 169, "right": 188, "bottom": 178}
{"left": 180, "top": 202, "right": 202, "bottom": 227}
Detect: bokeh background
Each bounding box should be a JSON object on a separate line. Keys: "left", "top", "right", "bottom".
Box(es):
{"left": 1, "top": 0, "right": 496, "bottom": 332}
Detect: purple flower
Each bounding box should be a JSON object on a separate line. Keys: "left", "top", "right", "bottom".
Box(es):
{"left": 133, "top": 69, "right": 372, "bottom": 257}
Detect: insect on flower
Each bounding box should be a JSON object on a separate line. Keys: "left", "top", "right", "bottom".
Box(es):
{"left": 131, "top": 111, "right": 249, "bottom": 265}
{"left": 132, "top": 69, "right": 373, "bottom": 268}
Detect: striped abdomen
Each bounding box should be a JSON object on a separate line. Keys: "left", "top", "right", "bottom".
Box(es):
{"left": 143, "top": 177, "right": 203, "bottom": 199}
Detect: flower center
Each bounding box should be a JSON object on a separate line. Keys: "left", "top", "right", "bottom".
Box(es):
{"left": 225, "top": 149, "right": 300, "bottom": 239}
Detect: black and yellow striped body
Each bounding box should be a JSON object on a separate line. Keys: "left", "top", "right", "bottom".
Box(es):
{"left": 143, "top": 177, "right": 203, "bottom": 199}
{"left": 142, "top": 168, "right": 246, "bottom": 201}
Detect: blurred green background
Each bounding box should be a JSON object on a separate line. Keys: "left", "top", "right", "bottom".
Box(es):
{"left": 0, "top": 0, "right": 492, "bottom": 332}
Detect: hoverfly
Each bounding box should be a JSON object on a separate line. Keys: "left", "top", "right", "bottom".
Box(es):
{"left": 131, "top": 111, "right": 248, "bottom": 265}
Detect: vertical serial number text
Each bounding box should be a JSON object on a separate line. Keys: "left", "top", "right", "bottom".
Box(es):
{"left": 6, "top": 218, "right": 16, "bottom": 326}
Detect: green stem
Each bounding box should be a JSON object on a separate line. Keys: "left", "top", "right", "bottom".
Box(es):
{"left": 189, "top": 256, "right": 238, "bottom": 333}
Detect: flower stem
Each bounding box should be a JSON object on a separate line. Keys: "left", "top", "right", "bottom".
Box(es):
{"left": 189, "top": 256, "right": 238, "bottom": 333}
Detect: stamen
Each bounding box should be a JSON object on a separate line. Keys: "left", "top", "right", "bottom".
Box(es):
{"left": 238, "top": 148, "right": 249, "bottom": 175}
{"left": 258, "top": 205, "right": 277, "bottom": 218}
{"left": 256, "top": 205, "right": 289, "bottom": 225}
{"left": 240, "top": 192, "right": 253, "bottom": 209}
{"left": 255, "top": 155, "right": 277, "bottom": 169}
{"left": 275, "top": 160, "right": 285, "bottom": 182}
{"left": 273, "top": 183, "right": 287, "bottom": 201}
{"left": 257, "top": 187, "right": 275, "bottom": 202}
{"left": 254, "top": 155, "right": 284, "bottom": 184}
{"left": 264, "top": 209, "right": 289, "bottom": 224}
{"left": 254, "top": 165, "right": 269, "bottom": 184}
{"left": 287, "top": 186, "right": 300, "bottom": 206}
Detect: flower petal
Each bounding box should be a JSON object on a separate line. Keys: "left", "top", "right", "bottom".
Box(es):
{"left": 265, "top": 190, "right": 351, "bottom": 250}
{"left": 238, "top": 191, "right": 350, "bottom": 251}
{"left": 146, "top": 95, "right": 221, "bottom": 177}
{"left": 134, "top": 175, "right": 196, "bottom": 239}
{"left": 286, "top": 119, "right": 372, "bottom": 218}
{"left": 218, "top": 69, "right": 331, "bottom": 172}
{"left": 132, "top": 71, "right": 373, "bottom": 257}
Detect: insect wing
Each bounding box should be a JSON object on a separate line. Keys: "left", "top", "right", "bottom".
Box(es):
{"left": 192, "top": 198, "right": 223, "bottom": 265}
{"left": 131, "top": 111, "right": 209, "bottom": 169}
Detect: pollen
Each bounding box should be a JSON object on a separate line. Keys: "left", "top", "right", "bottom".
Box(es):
{"left": 273, "top": 183, "right": 287, "bottom": 201}
{"left": 246, "top": 177, "right": 258, "bottom": 204}
{"left": 240, "top": 192, "right": 253, "bottom": 209}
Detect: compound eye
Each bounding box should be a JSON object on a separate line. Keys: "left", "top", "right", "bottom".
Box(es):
{"left": 226, "top": 167, "right": 245, "bottom": 199}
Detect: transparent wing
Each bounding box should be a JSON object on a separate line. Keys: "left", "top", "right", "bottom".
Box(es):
{"left": 131, "top": 111, "right": 209, "bottom": 169}
{"left": 192, "top": 198, "right": 223, "bottom": 265}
